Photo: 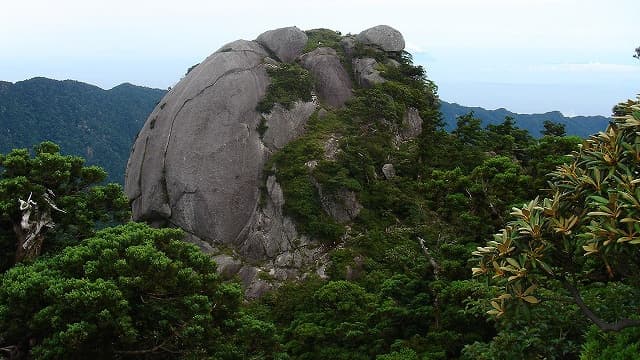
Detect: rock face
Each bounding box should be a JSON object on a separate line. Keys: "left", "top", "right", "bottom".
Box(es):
{"left": 256, "top": 26, "right": 308, "bottom": 63}
{"left": 125, "top": 43, "right": 270, "bottom": 246}
{"left": 126, "top": 25, "right": 407, "bottom": 297}
{"left": 317, "top": 186, "right": 363, "bottom": 223}
{"left": 400, "top": 107, "right": 424, "bottom": 140}
{"left": 356, "top": 25, "right": 405, "bottom": 52}
{"left": 299, "top": 47, "right": 353, "bottom": 108}
{"left": 353, "top": 58, "right": 385, "bottom": 88}
{"left": 382, "top": 163, "right": 396, "bottom": 179}
{"left": 262, "top": 101, "right": 316, "bottom": 151}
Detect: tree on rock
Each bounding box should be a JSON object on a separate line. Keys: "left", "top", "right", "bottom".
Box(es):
{"left": 0, "top": 222, "right": 244, "bottom": 359}
{"left": 0, "top": 141, "right": 129, "bottom": 271}
{"left": 473, "top": 96, "right": 640, "bottom": 331}
{"left": 542, "top": 120, "right": 566, "bottom": 137}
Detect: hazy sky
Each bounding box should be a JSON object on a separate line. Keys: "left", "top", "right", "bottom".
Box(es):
{"left": 2, "top": 0, "right": 639, "bottom": 116}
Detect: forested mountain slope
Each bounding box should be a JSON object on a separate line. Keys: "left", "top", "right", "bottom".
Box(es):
{"left": 0, "top": 77, "right": 165, "bottom": 183}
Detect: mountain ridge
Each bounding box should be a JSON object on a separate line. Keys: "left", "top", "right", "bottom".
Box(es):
{"left": 0, "top": 77, "right": 166, "bottom": 183}
{"left": 440, "top": 100, "right": 611, "bottom": 137}
{"left": 0, "top": 76, "right": 612, "bottom": 184}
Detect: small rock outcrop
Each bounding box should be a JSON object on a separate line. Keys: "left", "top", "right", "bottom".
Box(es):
{"left": 256, "top": 26, "right": 308, "bottom": 63}
{"left": 356, "top": 25, "right": 405, "bottom": 52}
{"left": 340, "top": 36, "right": 357, "bottom": 58}
{"left": 299, "top": 47, "right": 353, "bottom": 108}
{"left": 317, "top": 185, "right": 363, "bottom": 224}
{"left": 382, "top": 163, "right": 396, "bottom": 179}
{"left": 400, "top": 107, "right": 424, "bottom": 141}
{"left": 353, "top": 58, "right": 385, "bottom": 88}
{"left": 262, "top": 101, "right": 316, "bottom": 151}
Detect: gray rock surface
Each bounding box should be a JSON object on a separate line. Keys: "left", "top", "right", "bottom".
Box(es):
{"left": 213, "top": 254, "right": 243, "bottom": 278}
{"left": 299, "top": 47, "right": 352, "bottom": 108}
{"left": 316, "top": 183, "right": 362, "bottom": 223}
{"left": 340, "top": 36, "right": 357, "bottom": 58}
{"left": 323, "top": 134, "right": 341, "bottom": 160}
{"left": 235, "top": 174, "right": 326, "bottom": 297}
{"left": 356, "top": 25, "right": 405, "bottom": 52}
{"left": 353, "top": 57, "right": 385, "bottom": 88}
{"left": 256, "top": 26, "right": 308, "bottom": 63}
{"left": 382, "top": 163, "right": 396, "bottom": 179}
{"left": 262, "top": 101, "right": 317, "bottom": 151}
{"left": 238, "top": 266, "right": 272, "bottom": 299}
{"left": 125, "top": 46, "right": 270, "bottom": 248}
{"left": 217, "top": 39, "right": 269, "bottom": 56}
{"left": 400, "top": 107, "right": 423, "bottom": 140}
{"left": 241, "top": 175, "right": 307, "bottom": 260}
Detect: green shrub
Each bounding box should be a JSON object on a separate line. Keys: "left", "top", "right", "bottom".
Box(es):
{"left": 257, "top": 63, "right": 314, "bottom": 114}
{"left": 0, "top": 222, "right": 243, "bottom": 359}
{"left": 304, "top": 29, "right": 343, "bottom": 53}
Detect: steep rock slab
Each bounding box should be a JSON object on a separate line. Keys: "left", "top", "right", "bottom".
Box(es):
{"left": 299, "top": 47, "right": 352, "bottom": 108}
{"left": 217, "top": 39, "right": 270, "bottom": 56}
{"left": 125, "top": 44, "right": 271, "bottom": 247}
{"left": 256, "top": 26, "right": 308, "bottom": 63}
{"left": 262, "top": 101, "right": 317, "bottom": 151}
{"left": 356, "top": 25, "right": 405, "bottom": 52}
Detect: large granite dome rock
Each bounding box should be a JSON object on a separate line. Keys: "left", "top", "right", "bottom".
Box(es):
{"left": 125, "top": 25, "right": 412, "bottom": 297}
{"left": 125, "top": 40, "right": 270, "bottom": 245}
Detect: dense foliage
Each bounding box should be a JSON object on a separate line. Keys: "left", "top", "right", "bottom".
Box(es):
{"left": 251, "top": 43, "right": 605, "bottom": 359}
{"left": 472, "top": 100, "right": 640, "bottom": 336}
{"left": 0, "top": 142, "right": 130, "bottom": 272}
{"left": 0, "top": 223, "right": 249, "bottom": 359}
{"left": 256, "top": 64, "right": 314, "bottom": 114}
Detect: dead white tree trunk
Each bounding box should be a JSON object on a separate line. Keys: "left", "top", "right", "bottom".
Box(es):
{"left": 13, "top": 191, "right": 65, "bottom": 263}
{"left": 419, "top": 236, "right": 441, "bottom": 328}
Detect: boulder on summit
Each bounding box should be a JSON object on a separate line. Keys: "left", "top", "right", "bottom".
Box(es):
{"left": 356, "top": 25, "right": 405, "bottom": 52}
{"left": 256, "top": 26, "right": 308, "bottom": 63}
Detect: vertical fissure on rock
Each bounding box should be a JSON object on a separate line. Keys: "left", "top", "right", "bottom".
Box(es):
{"left": 159, "top": 62, "right": 266, "bottom": 220}
{"left": 134, "top": 136, "right": 149, "bottom": 203}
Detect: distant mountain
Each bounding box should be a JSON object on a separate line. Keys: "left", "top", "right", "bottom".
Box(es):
{"left": 0, "top": 77, "right": 166, "bottom": 183}
{"left": 440, "top": 101, "right": 611, "bottom": 138}
{"left": 0, "top": 77, "right": 612, "bottom": 184}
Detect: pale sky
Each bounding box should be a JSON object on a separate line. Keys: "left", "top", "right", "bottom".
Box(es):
{"left": 1, "top": 0, "right": 639, "bottom": 116}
